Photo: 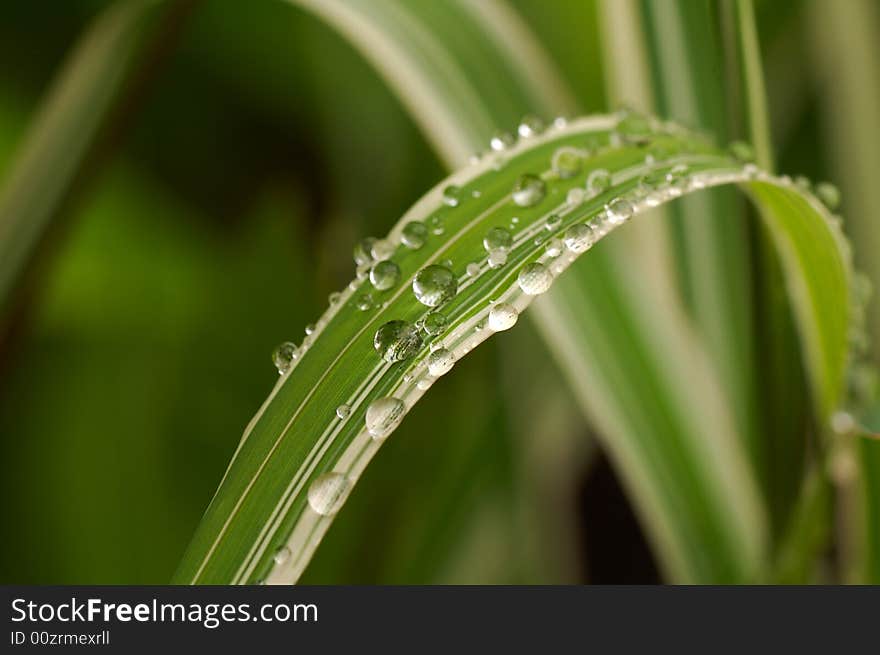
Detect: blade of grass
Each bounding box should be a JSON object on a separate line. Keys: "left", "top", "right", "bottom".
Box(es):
{"left": 173, "top": 117, "right": 854, "bottom": 583}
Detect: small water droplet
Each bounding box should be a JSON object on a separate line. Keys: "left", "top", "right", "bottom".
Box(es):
{"left": 552, "top": 147, "right": 582, "bottom": 179}
{"left": 371, "top": 239, "right": 395, "bottom": 261}
{"left": 518, "top": 114, "right": 545, "bottom": 138}
{"left": 815, "top": 181, "right": 841, "bottom": 210}
{"left": 427, "top": 348, "right": 455, "bottom": 376}
{"left": 566, "top": 187, "right": 585, "bottom": 205}
{"left": 466, "top": 262, "right": 481, "bottom": 277}
{"left": 365, "top": 396, "right": 406, "bottom": 439}
{"left": 487, "top": 249, "right": 508, "bottom": 268}
{"left": 639, "top": 170, "right": 667, "bottom": 191}
{"left": 422, "top": 311, "right": 447, "bottom": 335}
{"left": 273, "top": 545, "right": 291, "bottom": 565}
{"left": 374, "top": 320, "right": 423, "bottom": 362}
{"left": 272, "top": 341, "right": 298, "bottom": 375}
{"left": 795, "top": 176, "right": 812, "bottom": 192}
{"left": 305, "top": 323, "right": 316, "bottom": 335}
{"left": 606, "top": 197, "right": 634, "bottom": 224}
{"left": 518, "top": 262, "right": 553, "bottom": 295}
{"left": 356, "top": 293, "right": 374, "bottom": 311}
{"left": 353, "top": 237, "right": 376, "bottom": 266}
{"left": 488, "top": 302, "right": 518, "bottom": 331}
{"left": 307, "top": 472, "right": 352, "bottom": 515}
{"left": 490, "top": 130, "right": 515, "bottom": 151}
{"left": 417, "top": 378, "right": 432, "bottom": 390}
{"left": 483, "top": 226, "right": 513, "bottom": 252}
{"left": 401, "top": 221, "right": 429, "bottom": 249}
{"left": 443, "top": 185, "right": 463, "bottom": 207}
{"left": 328, "top": 291, "right": 341, "bottom": 305}
{"left": 743, "top": 163, "right": 760, "bottom": 178}
{"left": 586, "top": 169, "right": 611, "bottom": 195}
{"left": 370, "top": 260, "right": 401, "bottom": 291}
{"left": 728, "top": 140, "right": 755, "bottom": 162}
{"left": 336, "top": 404, "right": 351, "bottom": 420}
{"left": 512, "top": 174, "right": 546, "bottom": 207}
{"left": 564, "top": 224, "right": 595, "bottom": 253}
{"left": 545, "top": 238, "right": 563, "bottom": 257}
{"left": 428, "top": 215, "right": 445, "bottom": 235}
{"left": 544, "top": 214, "right": 562, "bottom": 231}
{"left": 413, "top": 265, "right": 457, "bottom": 307}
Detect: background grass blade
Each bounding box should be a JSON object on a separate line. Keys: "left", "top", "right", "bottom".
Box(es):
{"left": 174, "top": 117, "right": 853, "bottom": 583}
{"left": 0, "top": 0, "right": 187, "bottom": 319}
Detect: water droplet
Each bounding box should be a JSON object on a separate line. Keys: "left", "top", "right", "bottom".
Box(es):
{"left": 552, "top": 147, "right": 582, "bottom": 179}
{"left": 372, "top": 239, "right": 396, "bottom": 261}
{"left": 666, "top": 165, "right": 690, "bottom": 194}
{"left": 815, "top": 181, "right": 841, "bottom": 210}
{"left": 483, "top": 226, "right": 513, "bottom": 252}
{"left": 427, "top": 348, "right": 455, "bottom": 376}
{"left": 795, "top": 176, "right": 812, "bottom": 192}
{"left": 422, "top": 311, "right": 447, "bottom": 335}
{"left": 586, "top": 169, "right": 611, "bottom": 195}
{"left": 307, "top": 472, "right": 352, "bottom": 516}
{"left": 443, "top": 185, "right": 463, "bottom": 207}
{"left": 427, "top": 215, "right": 445, "bottom": 235}
{"left": 545, "top": 238, "right": 563, "bottom": 257}
{"left": 336, "top": 404, "right": 351, "bottom": 420}
{"left": 413, "top": 265, "right": 457, "bottom": 307}
{"left": 417, "top": 378, "right": 432, "bottom": 390}
{"left": 272, "top": 341, "right": 298, "bottom": 375}
{"left": 401, "top": 221, "right": 428, "bottom": 249}
{"left": 728, "top": 140, "right": 755, "bottom": 162}
{"left": 490, "top": 130, "right": 515, "bottom": 151}
{"left": 356, "top": 265, "right": 369, "bottom": 280}
{"left": 328, "top": 291, "right": 341, "bottom": 305}
{"left": 518, "top": 262, "right": 553, "bottom": 295}
{"left": 356, "top": 293, "right": 374, "bottom": 311}
{"left": 639, "top": 170, "right": 667, "bottom": 191}
{"left": 305, "top": 323, "right": 316, "bottom": 335}
{"left": 488, "top": 302, "right": 518, "bottom": 331}
{"left": 743, "top": 163, "right": 760, "bottom": 179}
{"left": 273, "top": 546, "right": 291, "bottom": 565}
{"left": 365, "top": 396, "right": 406, "bottom": 439}
{"left": 487, "top": 249, "right": 508, "bottom": 268}
{"left": 616, "top": 111, "right": 652, "bottom": 144}
{"left": 466, "top": 262, "right": 481, "bottom": 277}
{"left": 564, "top": 223, "right": 594, "bottom": 253}
{"left": 545, "top": 214, "right": 562, "bottom": 231}
{"left": 518, "top": 114, "right": 545, "bottom": 138}
{"left": 606, "top": 197, "right": 633, "bottom": 224}
{"left": 370, "top": 260, "right": 401, "bottom": 291}
{"left": 353, "top": 237, "right": 376, "bottom": 266}
{"left": 566, "top": 188, "right": 585, "bottom": 205}
{"left": 374, "top": 320, "right": 423, "bottom": 362}
{"left": 512, "top": 174, "right": 546, "bottom": 207}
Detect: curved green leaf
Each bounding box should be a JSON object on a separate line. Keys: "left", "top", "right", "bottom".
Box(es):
{"left": 174, "top": 116, "right": 852, "bottom": 583}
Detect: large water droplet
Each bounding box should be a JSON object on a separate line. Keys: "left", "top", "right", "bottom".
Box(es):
{"left": 365, "top": 396, "right": 406, "bottom": 439}
{"left": 518, "top": 262, "right": 553, "bottom": 295}
{"left": 518, "top": 115, "right": 545, "bottom": 138}
{"left": 336, "top": 404, "right": 351, "bottom": 420}
{"left": 307, "top": 472, "right": 352, "bottom": 516}
{"left": 488, "top": 302, "right": 518, "bottom": 331}
{"left": 490, "top": 131, "right": 515, "bottom": 151}
{"left": 370, "top": 260, "right": 401, "bottom": 291}
{"left": 413, "top": 265, "right": 457, "bottom": 307}
{"left": 374, "top": 320, "right": 423, "bottom": 362}
{"left": 606, "top": 197, "right": 634, "bottom": 224}
{"left": 483, "top": 226, "right": 513, "bottom": 252}
{"left": 427, "top": 348, "right": 455, "bottom": 376}
{"left": 443, "top": 185, "right": 463, "bottom": 207}
{"left": 512, "top": 174, "right": 546, "bottom": 207}
{"left": 422, "top": 311, "right": 447, "bottom": 336}
{"left": 272, "top": 341, "right": 298, "bottom": 375}
{"left": 401, "top": 221, "right": 428, "bottom": 249}
{"left": 552, "top": 147, "right": 582, "bottom": 179}
{"left": 564, "top": 223, "right": 595, "bottom": 252}
{"left": 353, "top": 237, "right": 376, "bottom": 266}
{"left": 586, "top": 169, "right": 611, "bottom": 195}
{"left": 816, "top": 181, "right": 841, "bottom": 210}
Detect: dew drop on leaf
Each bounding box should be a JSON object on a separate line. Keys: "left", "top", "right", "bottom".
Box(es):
{"left": 488, "top": 302, "right": 518, "bottom": 331}
{"left": 365, "top": 396, "right": 406, "bottom": 439}
{"left": 427, "top": 348, "right": 455, "bottom": 376}
{"left": 401, "top": 221, "right": 429, "bottom": 249}
{"left": 413, "top": 265, "right": 457, "bottom": 307}
{"left": 370, "top": 260, "right": 401, "bottom": 291}
{"left": 374, "top": 320, "right": 423, "bottom": 362}
{"left": 307, "top": 472, "right": 352, "bottom": 516}
{"left": 483, "top": 226, "right": 513, "bottom": 252}
{"left": 518, "top": 262, "right": 553, "bottom": 295}
{"left": 272, "top": 341, "right": 298, "bottom": 375}
{"left": 512, "top": 174, "right": 546, "bottom": 207}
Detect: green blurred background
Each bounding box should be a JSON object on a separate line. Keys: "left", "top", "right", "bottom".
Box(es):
{"left": 0, "top": 0, "right": 876, "bottom": 583}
